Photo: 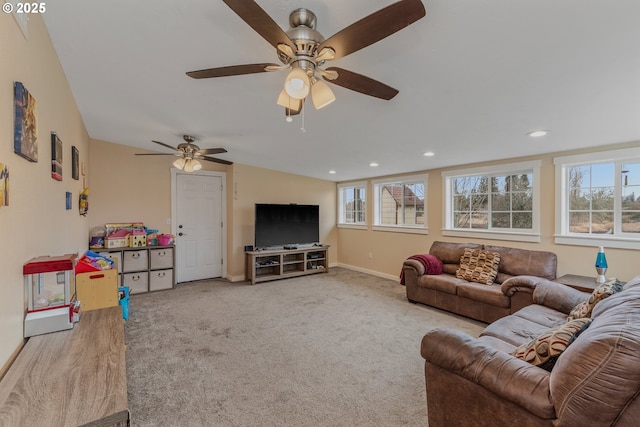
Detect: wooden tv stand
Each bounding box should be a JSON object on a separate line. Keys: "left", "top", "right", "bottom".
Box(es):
{"left": 246, "top": 245, "right": 329, "bottom": 285}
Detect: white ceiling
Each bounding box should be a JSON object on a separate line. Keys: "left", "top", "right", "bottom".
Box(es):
{"left": 42, "top": 0, "right": 640, "bottom": 182}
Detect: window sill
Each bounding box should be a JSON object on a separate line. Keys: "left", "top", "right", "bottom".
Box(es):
{"left": 442, "top": 229, "right": 540, "bottom": 243}
{"left": 372, "top": 225, "right": 428, "bottom": 235}
{"left": 337, "top": 223, "right": 368, "bottom": 230}
{"left": 554, "top": 235, "right": 640, "bottom": 250}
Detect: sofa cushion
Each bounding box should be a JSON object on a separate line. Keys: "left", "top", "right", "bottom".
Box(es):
{"left": 481, "top": 312, "right": 554, "bottom": 346}
{"left": 456, "top": 248, "right": 500, "bottom": 285}
{"left": 457, "top": 282, "right": 510, "bottom": 308}
{"left": 417, "top": 274, "right": 462, "bottom": 294}
{"left": 567, "top": 278, "right": 623, "bottom": 320}
{"left": 510, "top": 317, "right": 592, "bottom": 371}
{"left": 484, "top": 245, "right": 558, "bottom": 281}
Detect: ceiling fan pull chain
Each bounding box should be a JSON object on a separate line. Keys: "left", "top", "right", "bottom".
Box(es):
{"left": 300, "top": 101, "right": 306, "bottom": 133}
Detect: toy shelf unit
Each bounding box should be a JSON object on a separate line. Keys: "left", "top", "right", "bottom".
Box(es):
{"left": 246, "top": 246, "right": 329, "bottom": 285}
{"left": 97, "top": 245, "right": 175, "bottom": 294}
{"left": 23, "top": 254, "right": 81, "bottom": 337}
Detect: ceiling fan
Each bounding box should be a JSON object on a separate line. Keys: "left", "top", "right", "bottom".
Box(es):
{"left": 135, "top": 135, "right": 232, "bottom": 172}
{"left": 186, "top": 0, "right": 426, "bottom": 115}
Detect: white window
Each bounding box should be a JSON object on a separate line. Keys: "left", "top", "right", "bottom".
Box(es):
{"left": 442, "top": 161, "right": 541, "bottom": 242}
{"left": 372, "top": 174, "right": 428, "bottom": 234}
{"left": 337, "top": 182, "right": 367, "bottom": 229}
{"left": 554, "top": 147, "right": 640, "bottom": 249}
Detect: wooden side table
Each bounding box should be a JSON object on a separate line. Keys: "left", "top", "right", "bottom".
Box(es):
{"left": 554, "top": 274, "right": 599, "bottom": 293}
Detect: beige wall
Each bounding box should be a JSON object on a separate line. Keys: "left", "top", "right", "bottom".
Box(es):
{"left": 228, "top": 163, "right": 338, "bottom": 280}
{"left": 1, "top": 14, "right": 90, "bottom": 369}
{"left": 87, "top": 138, "right": 228, "bottom": 235}
{"left": 87, "top": 141, "right": 338, "bottom": 282}
{"left": 338, "top": 142, "right": 640, "bottom": 283}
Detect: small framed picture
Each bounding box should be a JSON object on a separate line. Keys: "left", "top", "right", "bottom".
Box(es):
{"left": 51, "top": 132, "right": 62, "bottom": 181}
{"left": 72, "top": 146, "right": 79, "bottom": 180}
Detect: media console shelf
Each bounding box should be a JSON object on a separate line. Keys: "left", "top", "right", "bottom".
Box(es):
{"left": 246, "top": 246, "right": 329, "bottom": 285}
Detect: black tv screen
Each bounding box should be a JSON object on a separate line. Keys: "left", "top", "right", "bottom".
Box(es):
{"left": 255, "top": 204, "right": 319, "bottom": 249}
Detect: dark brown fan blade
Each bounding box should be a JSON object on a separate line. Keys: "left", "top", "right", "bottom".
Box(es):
{"left": 135, "top": 153, "right": 178, "bottom": 156}
{"left": 152, "top": 140, "right": 180, "bottom": 151}
{"left": 201, "top": 155, "right": 233, "bottom": 166}
{"left": 187, "top": 63, "right": 279, "bottom": 79}
{"left": 222, "top": 0, "right": 295, "bottom": 51}
{"left": 325, "top": 67, "right": 399, "bottom": 100}
{"left": 196, "top": 148, "right": 228, "bottom": 155}
{"left": 285, "top": 107, "right": 301, "bottom": 116}
{"left": 317, "top": 0, "right": 425, "bottom": 60}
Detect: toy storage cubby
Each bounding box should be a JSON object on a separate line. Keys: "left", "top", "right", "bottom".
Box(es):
{"left": 245, "top": 246, "right": 329, "bottom": 285}
{"left": 98, "top": 245, "right": 175, "bottom": 294}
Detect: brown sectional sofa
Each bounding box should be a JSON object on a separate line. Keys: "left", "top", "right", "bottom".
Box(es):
{"left": 402, "top": 241, "right": 558, "bottom": 323}
{"left": 420, "top": 274, "right": 640, "bottom": 427}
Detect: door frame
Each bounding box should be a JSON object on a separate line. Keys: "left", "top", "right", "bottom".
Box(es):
{"left": 171, "top": 168, "right": 227, "bottom": 281}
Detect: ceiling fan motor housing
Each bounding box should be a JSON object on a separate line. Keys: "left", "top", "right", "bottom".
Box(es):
{"left": 285, "top": 9, "right": 324, "bottom": 62}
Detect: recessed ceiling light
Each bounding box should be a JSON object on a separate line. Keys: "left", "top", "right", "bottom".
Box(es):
{"left": 369, "top": 162, "right": 379, "bottom": 167}
{"left": 526, "top": 130, "right": 550, "bottom": 138}
{"left": 423, "top": 151, "right": 435, "bottom": 157}
{"left": 329, "top": 170, "right": 336, "bottom": 174}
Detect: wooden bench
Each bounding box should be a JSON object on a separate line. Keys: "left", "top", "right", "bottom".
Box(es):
{"left": 0, "top": 306, "right": 128, "bottom": 426}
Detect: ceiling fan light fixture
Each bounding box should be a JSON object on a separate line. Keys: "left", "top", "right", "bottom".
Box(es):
{"left": 183, "top": 158, "right": 202, "bottom": 173}
{"left": 311, "top": 80, "right": 336, "bottom": 109}
{"left": 173, "top": 158, "right": 186, "bottom": 169}
{"left": 284, "top": 67, "right": 310, "bottom": 99}
{"left": 277, "top": 89, "right": 302, "bottom": 111}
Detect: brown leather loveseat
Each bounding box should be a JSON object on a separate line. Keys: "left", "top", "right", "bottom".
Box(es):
{"left": 420, "top": 274, "right": 640, "bottom": 427}
{"left": 403, "top": 241, "right": 557, "bottom": 323}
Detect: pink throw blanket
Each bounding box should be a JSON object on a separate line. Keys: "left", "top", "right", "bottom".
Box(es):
{"left": 399, "top": 254, "right": 443, "bottom": 285}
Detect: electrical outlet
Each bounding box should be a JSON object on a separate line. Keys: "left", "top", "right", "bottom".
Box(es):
{"left": 166, "top": 218, "right": 171, "bottom": 225}
{"left": 368, "top": 252, "right": 373, "bottom": 259}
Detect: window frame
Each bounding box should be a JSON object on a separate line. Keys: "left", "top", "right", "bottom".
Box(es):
{"left": 442, "top": 160, "right": 541, "bottom": 242}
{"left": 554, "top": 147, "right": 640, "bottom": 250}
{"left": 337, "top": 181, "right": 368, "bottom": 230}
{"left": 372, "top": 174, "right": 428, "bottom": 234}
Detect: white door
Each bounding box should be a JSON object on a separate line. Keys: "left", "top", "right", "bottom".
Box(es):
{"left": 173, "top": 171, "right": 225, "bottom": 282}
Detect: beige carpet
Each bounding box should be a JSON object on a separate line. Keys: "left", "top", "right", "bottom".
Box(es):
{"left": 125, "top": 267, "right": 484, "bottom": 427}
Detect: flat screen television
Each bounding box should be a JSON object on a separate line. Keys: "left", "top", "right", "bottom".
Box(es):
{"left": 254, "top": 203, "right": 319, "bottom": 249}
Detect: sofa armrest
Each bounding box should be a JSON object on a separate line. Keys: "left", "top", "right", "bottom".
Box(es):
{"left": 421, "top": 328, "right": 555, "bottom": 419}
{"left": 403, "top": 258, "right": 425, "bottom": 277}
{"left": 501, "top": 275, "right": 546, "bottom": 295}
{"left": 501, "top": 276, "right": 590, "bottom": 314}
{"left": 532, "top": 280, "right": 590, "bottom": 314}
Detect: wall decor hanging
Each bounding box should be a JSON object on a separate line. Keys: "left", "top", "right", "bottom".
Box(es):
{"left": 13, "top": 82, "right": 38, "bottom": 162}
{"left": 0, "top": 163, "right": 9, "bottom": 207}
{"left": 79, "top": 187, "right": 89, "bottom": 216}
{"left": 71, "top": 146, "right": 79, "bottom": 180}
{"left": 51, "top": 132, "right": 62, "bottom": 181}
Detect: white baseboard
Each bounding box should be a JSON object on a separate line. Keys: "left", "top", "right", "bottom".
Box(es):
{"left": 337, "top": 263, "right": 400, "bottom": 282}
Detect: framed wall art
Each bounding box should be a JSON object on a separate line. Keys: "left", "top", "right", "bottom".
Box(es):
{"left": 0, "top": 163, "right": 9, "bottom": 207}
{"left": 72, "top": 146, "right": 79, "bottom": 180}
{"left": 51, "top": 132, "right": 62, "bottom": 181}
{"left": 13, "top": 82, "right": 38, "bottom": 162}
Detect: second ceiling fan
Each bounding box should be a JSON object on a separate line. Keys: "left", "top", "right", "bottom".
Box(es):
{"left": 186, "top": 0, "right": 426, "bottom": 115}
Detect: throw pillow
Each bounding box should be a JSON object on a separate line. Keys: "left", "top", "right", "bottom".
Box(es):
{"left": 510, "top": 318, "right": 592, "bottom": 371}
{"left": 567, "top": 278, "right": 624, "bottom": 321}
{"left": 455, "top": 248, "right": 500, "bottom": 285}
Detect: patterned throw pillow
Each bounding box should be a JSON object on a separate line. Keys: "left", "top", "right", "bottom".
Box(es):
{"left": 455, "top": 248, "right": 500, "bottom": 285}
{"left": 510, "top": 318, "right": 592, "bottom": 371}
{"left": 567, "top": 278, "right": 623, "bottom": 321}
